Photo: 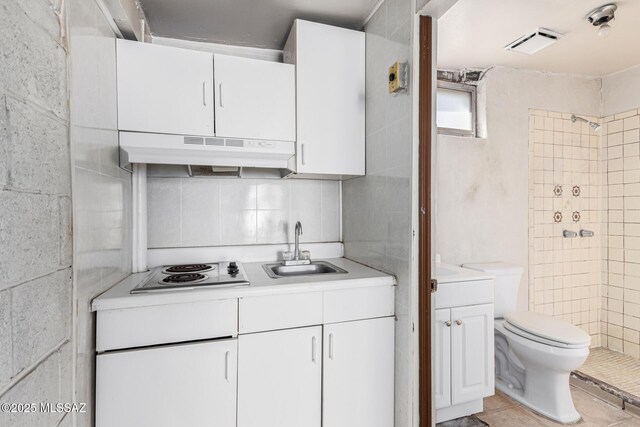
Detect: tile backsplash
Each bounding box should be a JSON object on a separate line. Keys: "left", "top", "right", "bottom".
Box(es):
{"left": 528, "top": 109, "right": 602, "bottom": 347}
{"left": 147, "top": 176, "right": 341, "bottom": 248}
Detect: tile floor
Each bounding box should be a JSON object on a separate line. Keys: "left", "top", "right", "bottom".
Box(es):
{"left": 438, "top": 387, "right": 640, "bottom": 426}
{"left": 578, "top": 348, "right": 640, "bottom": 398}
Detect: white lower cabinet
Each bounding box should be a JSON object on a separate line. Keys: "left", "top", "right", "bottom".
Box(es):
{"left": 322, "top": 317, "right": 394, "bottom": 427}
{"left": 237, "top": 326, "right": 323, "bottom": 427}
{"left": 237, "top": 317, "right": 395, "bottom": 427}
{"left": 94, "top": 283, "right": 395, "bottom": 427}
{"left": 436, "top": 303, "right": 494, "bottom": 422}
{"left": 95, "top": 339, "right": 237, "bottom": 427}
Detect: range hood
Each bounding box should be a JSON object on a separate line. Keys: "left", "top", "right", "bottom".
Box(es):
{"left": 119, "top": 131, "right": 296, "bottom": 171}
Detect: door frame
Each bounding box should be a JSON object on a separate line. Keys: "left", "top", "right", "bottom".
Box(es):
{"left": 414, "top": 2, "right": 459, "bottom": 426}
{"left": 417, "top": 14, "right": 433, "bottom": 427}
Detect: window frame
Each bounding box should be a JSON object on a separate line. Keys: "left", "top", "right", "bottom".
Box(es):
{"left": 436, "top": 81, "right": 477, "bottom": 137}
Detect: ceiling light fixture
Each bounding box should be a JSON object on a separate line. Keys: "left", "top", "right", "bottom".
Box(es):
{"left": 587, "top": 4, "right": 617, "bottom": 38}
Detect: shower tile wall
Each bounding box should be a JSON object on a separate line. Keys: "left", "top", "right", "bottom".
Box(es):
{"left": 528, "top": 109, "right": 602, "bottom": 347}
{"left": 603, "top": 108, "right": 640, "bottom": 359}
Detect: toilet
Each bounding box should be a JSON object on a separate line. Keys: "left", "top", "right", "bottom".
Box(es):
{"left": 463, "top": 262, "right": 590, "bottom": 424}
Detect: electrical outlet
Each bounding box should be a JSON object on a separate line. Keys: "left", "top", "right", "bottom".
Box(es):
{"left": 388, "top": 61, "right": 408, "bottom": 93}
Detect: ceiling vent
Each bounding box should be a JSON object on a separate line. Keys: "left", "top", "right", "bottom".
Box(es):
{"left": 504, "top": 28, "right": 563, "bottom": 55}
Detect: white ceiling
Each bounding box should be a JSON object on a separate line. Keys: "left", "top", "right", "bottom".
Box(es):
{"left": 437, "top": 0, "right": 640, "bottom": 76}
{"left": 139, "top": 0, "right": 378, "bottom": 50}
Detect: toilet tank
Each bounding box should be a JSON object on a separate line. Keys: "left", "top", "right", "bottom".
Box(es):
{"left": 462, "top": 262, "right": 524, "bottom": 318}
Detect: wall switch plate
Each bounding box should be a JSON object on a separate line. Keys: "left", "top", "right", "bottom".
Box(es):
{"left": 388, "top": 61, "right": 408, "bottom": 93}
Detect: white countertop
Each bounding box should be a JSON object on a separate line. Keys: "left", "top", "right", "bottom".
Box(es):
{"left": 92, "top": 257, "right": 396, "bottom": 311}
{"left": 434, "top": 263, "right": 494, "bottom": 284}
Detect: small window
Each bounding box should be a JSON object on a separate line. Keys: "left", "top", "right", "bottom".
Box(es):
{"left": 436, "top": 81, "right": 477, "bottom": 137}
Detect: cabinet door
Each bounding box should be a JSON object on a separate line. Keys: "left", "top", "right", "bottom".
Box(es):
{"left": 214, "top": 54, "right": 295, "bottom": 141}
{"left": 117, "top": 40, "right": 214, "bottom": 136}
{"left": 96, "top": 339, "right": 237, "bottom": 427}
{"left": 451, "top": 304, "right": 494, "bottom": 405}
{"left": 286, "top": 20, "right": 365, "bottom": 176}
{"left": 323, "top": 317, "right": 394, "bottom": 427}
{"left": 238, "top": 326, "right": 322, "bottom": 427}
{"left": 435, "top": 309, "right": 452, "bottom": 409}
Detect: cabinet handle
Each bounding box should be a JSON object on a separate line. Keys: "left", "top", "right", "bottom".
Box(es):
{"left": 219, "top": 83, "right": 224, "bottom": 108}
{"left": 224, "top": 351, "right": 230, "bottom": 381}
{"left": 301, "top": 144, "right": 306, "bottom": 166}
{"left": 311, "top": 336, "right": 317, "bottom": 363}
{"left": 445, "top": 321, "right": 451, "bottom": 327}
{"left": 456, "top": 319, "right": 463, "bottom": 326}
{"left": 328, "top": 333, "right": 334, "bottom": 360}
{"left": 202, "top": 81, "right": 207, "bottom": 106}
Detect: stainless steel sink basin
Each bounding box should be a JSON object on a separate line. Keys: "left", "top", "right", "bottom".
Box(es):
{"left": 263, "top": 261, "right": 347, "bottom": 278}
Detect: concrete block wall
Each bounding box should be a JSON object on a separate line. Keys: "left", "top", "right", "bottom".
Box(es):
{"left": 0, "top": 0, "right": 73, "bottom": 426}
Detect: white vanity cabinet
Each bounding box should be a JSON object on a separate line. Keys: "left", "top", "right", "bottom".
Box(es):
{"left": 435, "top": 308, "right": 452, "bottom": 410}
{"left": 116, "top": 40, "right": 215, "bottom": 136}
{"left": 451, "top": 304, "right": 494, "bottom": 405}
{"left": 284, "top": 20, "right": 365, "bottom": 178}
{"left": 434, "top": 265, "right": 495, "bottom": 423}
{"left": 214, "top": 54, "right": 295, "bottom": 142}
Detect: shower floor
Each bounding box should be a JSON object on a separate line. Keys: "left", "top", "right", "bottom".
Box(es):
{"left": 576, "top": 347, "right": 640, "bottom": 401}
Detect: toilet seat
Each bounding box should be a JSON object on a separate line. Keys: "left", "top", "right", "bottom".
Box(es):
{"left": 503, "top": 311, "right": 591, "bottom": 349}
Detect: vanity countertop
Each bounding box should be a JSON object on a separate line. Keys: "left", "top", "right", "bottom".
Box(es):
{"left": 435, "top": 263, "right": 494, "bottom": 284}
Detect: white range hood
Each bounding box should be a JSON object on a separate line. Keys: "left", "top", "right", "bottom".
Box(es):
{"left": 119, "top": 131, "right": 296, "bottom": 170}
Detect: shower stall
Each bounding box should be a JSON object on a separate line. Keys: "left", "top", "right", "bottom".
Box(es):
{"left": 528, "top": 106, "right": 640, "bottom": 403}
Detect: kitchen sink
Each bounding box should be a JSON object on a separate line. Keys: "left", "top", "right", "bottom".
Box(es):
{"left": 263, "top": 261, "right": 348, "bottom": 278}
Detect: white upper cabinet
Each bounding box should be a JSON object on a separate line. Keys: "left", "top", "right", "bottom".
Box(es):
{"left": 284, "top": 20, "right": 365, "bottom": 177}
{"left": 214, "top": 54, "right": 295, "bottom": 142}
{"left": 116, "top": 40, "right": 214, "bottom": 136}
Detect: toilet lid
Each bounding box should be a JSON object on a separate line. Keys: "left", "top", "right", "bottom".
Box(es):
{"left": 504, "top": 311, "right": 591, "bottom": 347}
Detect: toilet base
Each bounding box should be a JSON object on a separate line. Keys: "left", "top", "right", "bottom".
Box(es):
{"left": 496, "top": 377, "right": 582, "bottom": 424}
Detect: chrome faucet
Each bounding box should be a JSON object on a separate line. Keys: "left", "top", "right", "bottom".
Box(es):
{"left": 285, "top": 221, "right": 310, "bottom": 266}
{"left": 294, "top": 221, "right": 303, "bottom": 260}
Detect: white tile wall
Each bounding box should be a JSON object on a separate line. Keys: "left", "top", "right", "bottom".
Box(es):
{"left": 603, "top": 108, "right": 640, "bottom": 359}
{"left": 343, "top": 0, "right": 415, "bottom": 425}
{"left": 528, "top": 109, "right": 602, "bottom": 347}
{"left": 147, "top": 177, "right": 341, "bottom": 248}
{"left": 68, "top": 0, "right": 133, "bottom": 424}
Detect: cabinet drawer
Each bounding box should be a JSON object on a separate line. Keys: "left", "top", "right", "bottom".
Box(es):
{"left": 239, "top": 292, "right": 323, "bottom": 334}
{"left": 435, "top": 280, "right": 493, "bottom": 309}
{"left": 324, "top": 286, "right": 394, "bottom": 324}
{"left": 96, "top": 299, "right": 237, "bottom": 352}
